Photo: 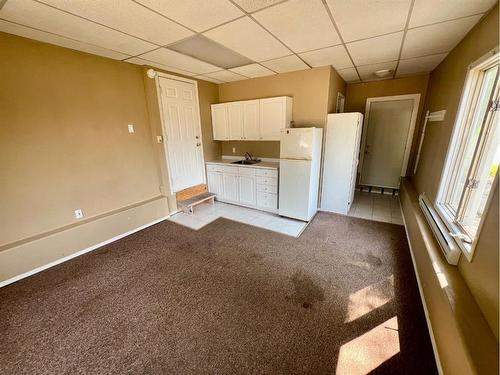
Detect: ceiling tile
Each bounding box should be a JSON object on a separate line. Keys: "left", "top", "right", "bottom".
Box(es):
{"left": 126, "top": 57, "right": 195, "bottom": 76}
{"left": 299, "top": 45, "right": 352, "bottom": 70}
{"left": 134, "top": 0, "right": 243, "bottom": 32}
{"left": 0, "top": 19, "right": 130, "bottom": 60}
{"left": 38, "top": 0, "right": 193, "bottom": 46}
{"left": 0, "top": 0, "right": 155, "bottom": 56}
{"left": 229, "top": 63, "right": 275, "bottom": 78}
{"left": 139, "top": 48, "right": 222, "bottom": 74}
{"left": 232, "top": 0, "right": 285, "bottom": 12}
{"left": 253, "top": 0, "right": 341, "bottom": 53}
{"left": 203, "top": 16, "right": 291, "bottom": 61}
{"left": 336, "top": 67, "right": 360, "bottom": 82}
{"left": 409, "top": 0, "right": 496, "bottom": 28}
{"left": 402, "top": 15, "right": 482, "bottom": 58}
{"left": 326, "top": 0, "right": 411, "bottom": 42}
{"left": 261, "top": 55, "right": 309, "bottom": 73}
{"left": 357, "top": 61, "right": 397, "bottom": 81}
{"left": 396, "top": 53, "right": 448, "bottom": 76}
{"left": 347, "top": 32, "right": 403, "bottom": 65}
{"left": 204, "top": 70, "right": 246, "bottom": 82}
{"left": 194, "top": 75, "right": 224, "bottom": 84}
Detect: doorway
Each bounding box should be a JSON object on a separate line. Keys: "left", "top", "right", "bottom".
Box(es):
{"left": 156, "top": 74, "right": 205, "bottom": 193}
{"left": 359, "top": 94, "right": 420, "bottom": 189}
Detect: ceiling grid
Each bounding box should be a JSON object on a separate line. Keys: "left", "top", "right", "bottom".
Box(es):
{"left": 0, "top": 0, "right": 496, "bottom": 83}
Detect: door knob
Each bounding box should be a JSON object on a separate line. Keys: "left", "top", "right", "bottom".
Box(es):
{"left": 195, "top": 135, "right": 199, "bottom": 139}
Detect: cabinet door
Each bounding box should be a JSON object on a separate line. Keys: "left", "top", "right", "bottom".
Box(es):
{"left": 260, "top": 97, "right": 286, "bottom": 140}
{"left": 239, "top": 175, "right": 256, "bottom": 205}
{"left": 211, "top": 104, "right": 229, "bottom": 140}
{"left": 228, "top": 102, "right": 244, "bottom": 140}
{"left": 243, "top": 100, "right": 261, "bottom": 140}
{"left": 222, "top": 173, "right": 239, "bottom": 202}
{"left": 207, "top": 171, "right": 223, "bottom": 197}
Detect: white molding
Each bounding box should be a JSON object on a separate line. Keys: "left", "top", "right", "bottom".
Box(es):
{"left": 359, "top": 94, "right": 421, "bottom": 188}
{"left": 0, "top": 215, "right": 169, "bottom": 289}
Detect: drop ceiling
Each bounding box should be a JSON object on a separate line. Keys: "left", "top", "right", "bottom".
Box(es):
{"left": 0, "top": 0, "right": 496, "bottom": 83}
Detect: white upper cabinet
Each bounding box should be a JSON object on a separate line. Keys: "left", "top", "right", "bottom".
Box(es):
{"left": 228, "top": 102, "right": 244, "bottom": 140}
{"left": 260, "top": 96, "right": 293, "bottom": 141}
{"left": 211, "top": 104, "right": 229, "bottom": 140}
{"left": 242, "top": 100, "right": 260, "bottom": 140}
{"left": 211, "top": 96, "right": 292, "bottom": 141}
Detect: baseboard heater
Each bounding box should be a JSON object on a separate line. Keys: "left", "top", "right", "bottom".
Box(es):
{"left": 419, "top": 193, "right": 461, "bottom": 265}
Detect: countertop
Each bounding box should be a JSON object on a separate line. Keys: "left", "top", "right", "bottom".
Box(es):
{"left": 206, "top": 159, "right": 279, "bottom": 170}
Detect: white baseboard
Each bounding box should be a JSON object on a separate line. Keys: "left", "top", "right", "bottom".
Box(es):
{"left": 0, "top": 215, "right": 169, "bottom": 289}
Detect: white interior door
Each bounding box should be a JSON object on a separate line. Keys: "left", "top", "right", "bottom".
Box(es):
{"left": 360, "top": 99, "right": 415, "bottom": 188}
{"left": 158, "top": 76, "right": 205, "bottom": 192}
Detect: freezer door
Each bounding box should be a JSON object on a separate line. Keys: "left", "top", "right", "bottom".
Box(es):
{"left": 279, "top": 159, "right": 312, "bottom": 221}
{"left": 280, "top": 128, "right": 314, "bottom": 160}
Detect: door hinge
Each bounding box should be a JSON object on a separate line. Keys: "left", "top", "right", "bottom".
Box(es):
{"left": 490, "top": 99, "right": 500, "bottom": 111}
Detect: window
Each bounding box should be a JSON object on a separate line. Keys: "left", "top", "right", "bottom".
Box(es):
{"left": 436, "top": 49, "right": 499, "bottom": 260}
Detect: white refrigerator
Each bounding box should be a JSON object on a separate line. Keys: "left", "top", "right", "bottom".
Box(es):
{"left": 321, "top": 113, "right": 363, "bottom": 214}
{"left": 279, "top": 127, "right": 323, "bottom": 221}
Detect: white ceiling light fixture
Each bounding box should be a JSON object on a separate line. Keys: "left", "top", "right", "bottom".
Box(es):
{"left": 374, "top": 69, "right": 393, "bottom": 78}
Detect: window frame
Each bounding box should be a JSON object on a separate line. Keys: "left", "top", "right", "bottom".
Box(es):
{"left": 435, "top": 48, "right": 499, "bottom": 262}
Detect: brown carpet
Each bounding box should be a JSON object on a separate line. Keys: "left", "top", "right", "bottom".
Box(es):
{"left": 0, "top": 213, "right": 437, "bottom": 374}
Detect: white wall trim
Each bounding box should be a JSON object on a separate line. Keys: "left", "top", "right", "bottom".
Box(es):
{"left": 0, "top": 215, "right": 169, "bottom": 289}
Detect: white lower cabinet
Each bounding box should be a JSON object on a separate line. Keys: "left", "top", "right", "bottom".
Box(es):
{"left": 207, "top": 171, "right": 223, "bottom": 197}
{"left": 239, "top": 175, "right": 256, "bottom": 205}
{"left": 222, "top": 173, "right": 239, "bottom": 202}
{"left": 206, "top": 163, "right": 278, "bottom": 212}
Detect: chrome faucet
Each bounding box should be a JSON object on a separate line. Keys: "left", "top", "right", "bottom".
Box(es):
{"left": 244, "top": 152, "right": 253, "bottom": 161}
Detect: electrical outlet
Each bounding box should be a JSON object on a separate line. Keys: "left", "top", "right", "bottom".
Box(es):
{"left": 74, "top": 209, "right": 84, "bottom": 219}
{"left": 156, "top": 135, "right": 163, "bottom": 143}
{"left": 232, "top": 147, "right": 236, "bottom": 153}
{"left": 128, "top": 124, "right": 135, "bottom": 133}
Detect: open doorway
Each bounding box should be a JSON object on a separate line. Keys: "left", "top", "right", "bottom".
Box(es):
{"left": 359, "top": 94, "right": 420, "bottom": 190}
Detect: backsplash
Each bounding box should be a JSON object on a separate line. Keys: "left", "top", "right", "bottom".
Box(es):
{"left": 221, "top": 141, "right": 280, "bottom": 159}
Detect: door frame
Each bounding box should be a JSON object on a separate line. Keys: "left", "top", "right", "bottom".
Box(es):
{"left": 358, "top": 94, "right": 421, "bottom": 187}
{"left": 154, "top": 72, "right": 206, "bottom": 193}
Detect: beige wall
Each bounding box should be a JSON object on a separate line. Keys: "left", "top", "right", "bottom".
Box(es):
{"left": 218, "top": 66, "right": 345, "bottom": 158}
{"left": 0, "top": 32, "right": 161, "bottom": 246}
{"left": 345, "top": 74, "right": 430, "bottom": 174}
{"left": 400, "top": 180, "right": 498, "bottom": 375}
{"left": 0, "top": 32, "right": 220, "bottom": 283}
{"left": 411, "top": 5, "right": 499, "bottom": 339}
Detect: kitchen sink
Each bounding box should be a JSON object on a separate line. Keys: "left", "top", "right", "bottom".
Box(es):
{"left": 231, "top": 159, "right": 261, "bottom": 165}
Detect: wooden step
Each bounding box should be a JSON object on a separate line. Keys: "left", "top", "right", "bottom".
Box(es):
{"left": 177, "top": 192, "right": 216, "bottom": 215}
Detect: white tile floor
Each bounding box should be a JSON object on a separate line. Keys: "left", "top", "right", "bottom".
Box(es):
{"left": 169, "top": 201, "right": 308, "bottom": 237}
{"left": 347, "top": 191, "right": 404, "bottom": 225}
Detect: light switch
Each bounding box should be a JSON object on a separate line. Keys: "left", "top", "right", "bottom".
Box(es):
{"left": 128, "top": 124, "right": 135, "bottom": 133}
{"left": 157, "top": 135, "right": 163, "bottom": 143}
{"left": 232, "top": 147, "right": 236, "bottom": 153}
